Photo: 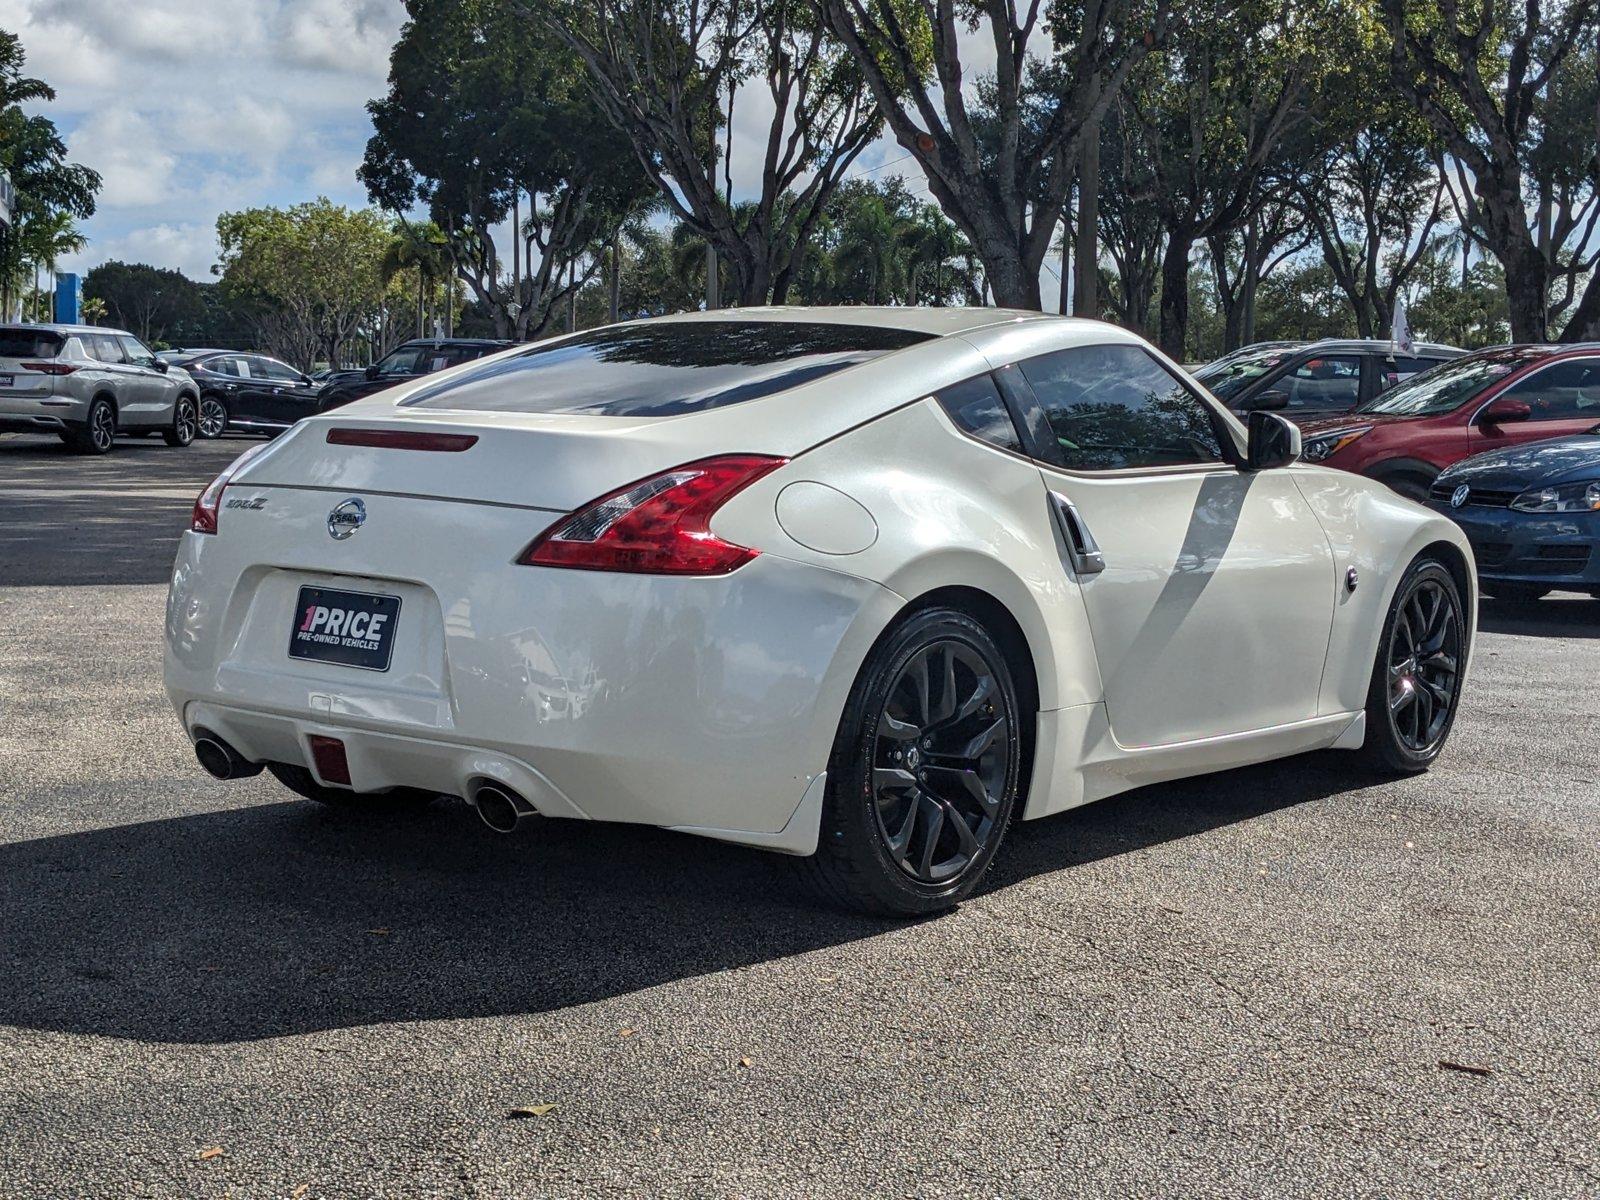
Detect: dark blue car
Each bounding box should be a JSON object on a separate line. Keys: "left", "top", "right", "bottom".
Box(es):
{"left": 1427, "top": 426, "right": 1600, "bottom": 601}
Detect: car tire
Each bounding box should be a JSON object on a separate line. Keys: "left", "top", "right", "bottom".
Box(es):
{"left": 1480, "top": 582, "right": 1548, "bottom": 602}
{"left": 267, "top": 762, "right": 438, "bottom": 809}
{"left": 1360, "top": 557, "right": 1467, "bottom": 775}
{"left": 197, "top": 394, "right": 229, "bottom": 439}
{"left": 67, "top": 397, "right": 116, "bottom": 455}
{"left": 163, "top": 395, "right": 198, "bottom": 447}
{"left": 795, "top": 606, "right": 1025, "bottom": 917}
{"left": 1371, "top": 469, "right": 1434, "bottom": 503}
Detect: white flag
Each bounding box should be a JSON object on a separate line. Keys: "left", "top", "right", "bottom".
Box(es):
{"left": 1390, "top": 296, "right": 1415, "bottom": 357}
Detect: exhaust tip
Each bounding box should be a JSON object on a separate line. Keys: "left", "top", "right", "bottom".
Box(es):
{"left": 193, "top": 731, "right": 262, "bottom": 780}
{"left": 474, "top": 783, "right": 533, "bottom": 833}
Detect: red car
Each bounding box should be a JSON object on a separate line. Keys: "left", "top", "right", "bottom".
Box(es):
{"left": 1295, "top": 345, "right": 1600, "bottom": 499}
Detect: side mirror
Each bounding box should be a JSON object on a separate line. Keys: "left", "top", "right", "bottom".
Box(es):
{"left": 1240, "top": 389, "right": 1289, "bottom": 413}
{"left": 1479, "top": 396, "right": 1531, "bottom": 425}
{"left": 153, "top": 360, "right": 170, "bottom": 374}
{"left": 364, "top": 364, "right": 381, "bottom": 380}
{"left": 1245, "top": 410, "right": 1301, "bottom": 471}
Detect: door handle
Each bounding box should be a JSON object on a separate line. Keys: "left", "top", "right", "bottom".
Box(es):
{"left": 1050, "top": 492, "right": 1106, "bottom": 576}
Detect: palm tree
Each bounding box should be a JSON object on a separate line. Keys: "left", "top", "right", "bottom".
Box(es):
{"left": 20, "top": 210, "right": 84, "bottom": 320}
{"left": 832, "top": 196, "right": 913, "bottom": 305}
{"left": 382, "top": 221, "right": 449, "bottom": 338}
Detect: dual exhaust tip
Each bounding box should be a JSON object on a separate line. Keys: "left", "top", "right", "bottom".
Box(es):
{"left": 193, "top": 730, "right": 263, "bottom": 780}
{"left": 193, "top": 729, "right": 536, "bottom": 833}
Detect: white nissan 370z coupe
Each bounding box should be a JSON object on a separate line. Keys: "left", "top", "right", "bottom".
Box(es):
{"left": 165, "top": 308, "right": 1475, "bottom": 915}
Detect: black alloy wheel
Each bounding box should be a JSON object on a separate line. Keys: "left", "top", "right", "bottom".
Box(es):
{"left": 165, "top": 396, "right": 198, "bottom": 447}
{"left": 872, "top": 640, "right": 1011, "bottom": 884}
{"left": 69, "top": 397, "right": 116, "bottom": 455}
{"left": 198, "top": 395, "right": 228, "bottom": 438}
{"left": 799, "top": 607, "right": 1025, "bottom": 916}
{"left": 1363, "top": 558, "right": 1466, "bottom": 772}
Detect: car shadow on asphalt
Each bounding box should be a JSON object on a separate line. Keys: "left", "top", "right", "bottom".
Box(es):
{"left": 0, "top": 434, "right": 249, "bottom": 587}
{"left": 0, "top": 752, "right": 1359, "bottom": 1045}
{"left": 1477, "top": 594, "right": 1600, "bottom": 639}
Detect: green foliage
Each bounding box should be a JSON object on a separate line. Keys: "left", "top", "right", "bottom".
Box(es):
{"left": 215, "top": 199, "right": 397, "bottom": 368}
{"left": 84, "top": 261, "right": 204, "bottom": 343}
{"left": 0, "top": 29, "right": 100, "bottom": 311}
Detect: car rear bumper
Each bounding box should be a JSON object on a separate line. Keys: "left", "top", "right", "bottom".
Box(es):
{"left": 164, "top": 506, "right": 903, "bottom": 851}
{"left": 1428, "top": 502, "right": 1600, "bottom": 587}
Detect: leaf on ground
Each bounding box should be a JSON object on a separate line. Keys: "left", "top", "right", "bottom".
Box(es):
{"left": 1439, "top": 1059, "right": 1492, "bottom": 1077}
{"left": 366, "top": 928, "right": 390, "bottom": 936}
{"left": 507, "top": 1103, "right": 557, "bottom": 1119}
{"left": 738, "top": 1056, "right": 754, "bottom": 1069}
{"left": 197, "top": 1146, "right": 224, "bottom": 1161}
{"left": 291, "top": 1186, "right": 310, "bottom": 1199}
{"left": 619, "top": 1027, "right": 636, "bottom": 1038}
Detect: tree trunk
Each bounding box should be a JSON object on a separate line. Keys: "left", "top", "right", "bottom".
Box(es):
{"left": 1073, "top": 127, "right": 1100, "bottom": 318}
{"left": 1158, "top": 233, "right": 1193, "bottom": 360}
{"left": 1502, "top": 241, "right": 1549, "bottom": 342}
{"left": 1059, "top": 215, "right": 1072, "bottom": 316}
{"left": 608, "top": 236, "right": 621, "bottom": 324}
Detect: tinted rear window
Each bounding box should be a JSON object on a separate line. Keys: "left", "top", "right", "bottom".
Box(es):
{"left": 401, "top": 321, "right": 931, "bottom": 417}
{"left": 0, "top": 329, "right": 64, "bottom": 358}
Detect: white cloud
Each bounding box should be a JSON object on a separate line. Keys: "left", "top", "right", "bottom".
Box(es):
{"left": 8, "top": 0, "right": 404, "bottom": 280}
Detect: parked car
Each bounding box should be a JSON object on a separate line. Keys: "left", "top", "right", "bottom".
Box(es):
{"left": 1296, "top": 344, "right": 1600, "bottom": 500}
{"left": 315, "top": 338, "right": 512, "bottom": 412}
{"left": 0, "top": 323, "right": 199, "bottom": 453}
{"left": 1193, "top": 338, "right": 1463, "bottom": 419}
{"left": 1427, "top": 426, "right": 1600, "bottom": 601}
{"left": 165, "top": 350, "right": 319, "bottom": 438}
{"left": 167, "top": 308, "right": 1475, "bottom": 917}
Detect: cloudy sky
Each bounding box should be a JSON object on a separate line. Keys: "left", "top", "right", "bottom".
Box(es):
{"left": 9, "top": 0, "right": 1063, "bottom": 307}
{"left": 9, "top": 0, "right": 406, "bottom": 281}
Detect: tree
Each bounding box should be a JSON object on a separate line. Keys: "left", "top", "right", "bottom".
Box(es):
{"left": 1124, "top": 0, "right": 1328, "bottom": 357}
{"left": 215, "top": 200, "right": 394, "bottom": 370}
{"left": 536, "top": 0, "right": 883, "bottom": 306}
{"left": 84, "top": 261, "right": 204, "bottom": 344}
{"left": 363, "top": 0, "right": 651, "bottom": 340}
{"left": 815, "top": 0, "right": 1170, "bottom": 309}
{"left": 381, "top": 222, "right": 450, "bottom": 339}
{"left": 1380, "top": 0, "right": 1600, "bottom": 341}
{"left": 0, "top": 30, "right": 100, "bottom": 317}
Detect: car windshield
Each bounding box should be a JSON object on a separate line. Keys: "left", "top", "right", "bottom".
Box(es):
{"left": 1192, "top": 346, "right": 1297, "bottom": 400}
{"left": 401, "top": 321, "right": 932, "bottom": 417}
{"left": 1354, "top": 353, "right": 1525, "bottom": 416}
{"left": 0, "top": 328, "right": 65, "bottom": 358}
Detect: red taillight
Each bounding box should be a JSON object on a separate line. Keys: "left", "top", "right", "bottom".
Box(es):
{"left": 519, "top": 455, "right": 787, "bottom": 575}
{"left": 191, "top": 442, "right": 272, "bottom": 534}
{"left": 326, "top": 428, "right": 477, "bottom": 451}
{"left": 20, "top": 361, "right": 75, "bottom": 376}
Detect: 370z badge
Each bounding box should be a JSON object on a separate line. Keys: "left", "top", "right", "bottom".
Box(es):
{"left": 287, "top": 585, "right": 401, "bottom": 672}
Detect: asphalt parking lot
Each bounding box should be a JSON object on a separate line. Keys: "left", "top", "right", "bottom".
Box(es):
{"left": 1, "top": 430, "right": 1597, "bottom": 1199}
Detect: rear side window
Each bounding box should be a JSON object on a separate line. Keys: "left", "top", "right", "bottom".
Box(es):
{"left": 0, "top": 329, "right": 64, "bottom": 358}
{"left": 1018, "top": 343, "right": 1225, "bottom": 472}
{"left": 1500, "top": 358, "right": 1600, "bottom": 420}
{"left": 89, "top": 334, "right": 127, "bottom": 364}
{"left": 402, "top": 321, "right": 931, "bottom": 417}
{"left": 934, "top": 374, "right": 1024, "bottom": 455}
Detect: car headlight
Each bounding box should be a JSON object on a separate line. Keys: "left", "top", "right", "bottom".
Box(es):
{"left": 1510, "top": 480, "right": 1600, "bottom": 513}
{"left": 1302, "top": 426, "right": 1371, "bottom": 462}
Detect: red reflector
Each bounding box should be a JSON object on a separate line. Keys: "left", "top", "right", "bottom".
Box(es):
{"left": 308, "top": 735, "right": 352, "bottom": 786}
{"left": 20, "top": 361, "right": 76, "bottom": 376}
{"left": 326, "top": 428, "right": 478, "bottom": 452}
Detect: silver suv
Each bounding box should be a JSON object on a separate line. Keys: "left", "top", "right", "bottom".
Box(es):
{"left": 0, "top": 323, "right": 200, "bottom": 454}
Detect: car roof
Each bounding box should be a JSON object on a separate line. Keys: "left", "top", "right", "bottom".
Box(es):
{"left": 648, "top": 305, "right": 1062, "bottom": 338}
{"left": 397, "top": 337, "right": 515, "bottom": 348}
{"left": 1, "top": 322, "right": 131, "bottom": 337}
{"left": 1305, "top": 338, "right": 1464, "bottom": 355}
